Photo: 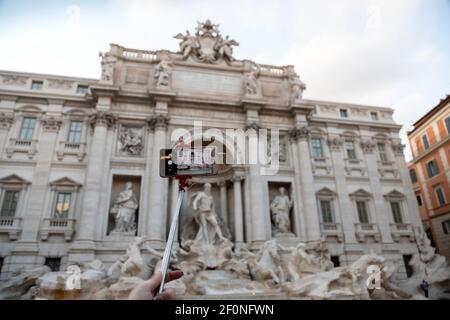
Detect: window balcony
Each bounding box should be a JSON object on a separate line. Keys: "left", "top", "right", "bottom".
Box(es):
{"left": 390, "top": 223, "right": 414, "bottom": 242}
{"left": 320, "top": 222, "right": 344, "bottom": 242}
{"left": 0, "top": 216, "right": 23, "bottom": 240}
{"left": 39, "top": 218, "right": 76, "bottom": 241}
{"left": 354, "top": 223, "right": 381, "bottom": 242}
{"left": 56, "top": 141, "right": 86, "bottom": 161}
{"left": 5, "top": 138, "right": 38, "bottom": 159}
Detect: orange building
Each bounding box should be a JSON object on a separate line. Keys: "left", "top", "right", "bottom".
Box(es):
{"left": 408, "top": 95, "right": 450, "bottom": 262}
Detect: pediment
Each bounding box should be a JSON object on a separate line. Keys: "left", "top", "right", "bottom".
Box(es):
{"left": 349, "top": 188, "right": 372, "bottom": 198}
{"left": 384, "top": 189, "right": 405, "bottom": 199}
{"left": 316, "top": 187, "right": 337, "bottom": 197}
{"left": 49, "top": 177, "right": 81, "bottom": 188}
{"left": 0, "top": 174, "right": 31, "bottom": 186}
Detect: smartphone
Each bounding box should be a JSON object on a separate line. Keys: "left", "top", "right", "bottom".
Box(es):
{"left": 159, "top": 147, "right": 219, "bottom": 177}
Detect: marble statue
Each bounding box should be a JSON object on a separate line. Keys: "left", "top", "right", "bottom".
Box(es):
{"left": 110, "top": 182, "right": 138, "bottom": 234}
{"left": 173, "top": 30, "right": 200, "bottom": 60}
{"left": 118, "top": 127, "right": 143, "bottom": 155}
{"left": 270, "top": 187, "right": 293, "bottom": 234}
{"left": 246, "top": 240, "right": 285, "bottom": 285}
{"left": 286, "top": 68, "right": 306, "bottom": 102}
{"left": 215, "top": 35, "right": 239, "bottom": 63}
{"left": 191, "top": 183, "right": 227, "bottom": 245}
{"left": 99, "top": 51, "right": 116, "bottom": 82}
{"left": 154, "top": 59, "right": 172, "bottom": 87}
{"left": 244, "top": 69, "right": 258, "bottom": 95}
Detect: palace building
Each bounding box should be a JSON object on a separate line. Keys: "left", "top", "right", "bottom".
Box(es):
{"left": 0, "top": 21, "right": 422, "bottom": 282}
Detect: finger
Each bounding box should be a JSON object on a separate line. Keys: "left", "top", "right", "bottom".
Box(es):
{"left": 148, "top": 271, "right": 163, "bottom": 292}
{"left": 154, "top": 288, "right": 175, "bottom": 300}
{"left": 167, "top": 270, "right": 184, "bottom": 282}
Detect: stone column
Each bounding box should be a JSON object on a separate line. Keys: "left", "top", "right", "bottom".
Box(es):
{"left": 288, "top": 133, "right": 307, "bottom": 240}
{"left": 232, "top": 176, "right": 244, "bottom": 244}
{"left": 72, "top": 111, "right": 115, "bottom": 256}
{"left": 146, "top": 113, "right": 169, "bottom": 247}
{"left": 13, "top": 116, "right": 62, "bottom": 255}
{"left": 217, "top": 180, "right": 228, "bottom": 225}
{"left": 392, "top": 142, "right": 423, "bottom": 229}
{"left": 327, "top": 134, "right": 357, "bottom": 243}
{"left": 291, "top": 126, "right": 321, "bottom": 241}
{"left": 360, "top": 138, "right": 393, "bottom": 243}
{"left": 0, "top": 112, "right": 14, "bottom": 154}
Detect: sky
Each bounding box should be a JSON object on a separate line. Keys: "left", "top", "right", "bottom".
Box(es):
{"left": 0, "top": 0, "right": 449, "bottom": 160}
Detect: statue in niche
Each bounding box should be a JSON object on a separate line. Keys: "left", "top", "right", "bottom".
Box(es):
{"left": 191, "top": 183, "right": 227, "bottom": 245}
{"left": 154, "top": 59, "right": 172, "bottom": 87}
{"left": 110, "top": 182, "right": 138, "bottom": 234}
{"left": 270, "top": 187, "right": 293, "bottom": 234}
{"left": 173, "top": 30, "right": 200, "bottom": 60}
{"left": 118, "top": 127, "right": 143, "bottom": 155}
{"left": 99, "top": 51, "right": 116, "bottom": 82}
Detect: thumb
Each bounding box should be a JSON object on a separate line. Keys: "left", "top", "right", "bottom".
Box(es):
{"left": 148, "top": 271, "right": 163, "bottom": 292}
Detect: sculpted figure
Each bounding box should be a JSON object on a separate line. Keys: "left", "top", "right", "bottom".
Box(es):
{"left": 191, "top": 183, "right": 227, "bottom": 245}
{"left": 110, "top": 182, "right": 138, "bottom": 233}
{"left": 173, "top": 30, "right": 200, "bottom": 59}
{"left": 154, "top": 59, "right": 172, "bottom": 87}
{"left": 270, "top": 187, "right": 293, "bottom": 234}
{"left": 118, "top": 128, "right": 143, "bottom": 155}
{"left": 244, "top": 69, "right": 258, "bottom": 95}
{"left": 215, "top": 35, "right": 239, "bottom": 63}
{"left": 246, "top": 240, "right": 285, "bottom": 285}
{"left": 99, "top": 51, "right": 116, "bottom": 82}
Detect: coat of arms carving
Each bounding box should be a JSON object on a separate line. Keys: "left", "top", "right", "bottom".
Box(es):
{"left": 174, "top": 19, "right": 239, "bottom": 65}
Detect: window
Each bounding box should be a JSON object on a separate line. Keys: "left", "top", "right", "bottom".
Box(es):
{"left": 344, "top": 141, "right": 357, "bottom": 160}
{"left": 340, "top": 109, "right": 348, "bottom": 118}
{"left": 403, "top": 255, "right": 413, "bottom": 278}
{"left": 19, "top": 117, "right": 36, "bottom": 140}
{"left": 67, "top": 121, "right": 82, "bottom": 143}
{"left": 0, "top": 190, "right": 19, "bottom": 217}
{"left": 442, "top": 220, "right": 450, "bottom": 234}
{"left": 377, "top": 143, "right": 388, "bottom": 162}
{"left": 422, "top": 134, "right": 430, "bottom": 150}
{"left": 409, "top": 169, "right": 418, "bottom": 183}
{"left": 76, "top": 85, "right": 89, "bottom": 94}
{"left": 331, "top": 256, "right": 340, "bottom": 267}
{"left": 390, "top": 201, "right": 403, "bottom": 224}
{"left": 426, "top": 160, "right": 439, "bottom": 178}
{"left": 31, "top": 80, "right": 43, "bottom": 90}
{"left": 44, "top": 258, "right": 61, "bottom": 272}
{"left": 0, "top": 257, "right": 3, "bottom": 274}
{"left": 356, "top": 201, "right": 369, "bottom": 223}
{"left": 445, "top": 116, "right": 450, "bottom": 135}
{"left": 54, "top": 192, "right": 71, "bottom": 218}
{"left": 370, "top": 112, "right": 378, "bottom": 120}
{"left": 416, "top": 195, "right": 423, "bottom": 206}
{"left": 320, "top": 200, "right": 333, "bottom": 223}
{"left": 435, "top": 186, "right": 446, "bottom": 206}
{"left": 310, "top": 138, "right": 324, "bottom": 158}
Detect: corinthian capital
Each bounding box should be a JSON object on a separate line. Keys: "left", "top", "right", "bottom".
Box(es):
{"left": 41, "top": 116, "right": 63, "bottom": 132}
{"left": 147, "top": 114, "right": 170, "bottom": 131}
{"left": 288, "top": 126, "right": 309, "bottom": 142}
{"left": 0, "top": 112, "right": 15, "bottom": 130}
{"left": 89, "top": 111, "right": 117, "bottom": 129}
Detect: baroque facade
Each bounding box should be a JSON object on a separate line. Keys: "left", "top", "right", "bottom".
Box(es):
{"left": 0, "top": 20, "right": 422, "bottom": 283}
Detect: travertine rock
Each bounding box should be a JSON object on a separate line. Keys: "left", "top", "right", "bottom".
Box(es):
{"left": 0, "top": 266, "right": 51, "bottom": 300}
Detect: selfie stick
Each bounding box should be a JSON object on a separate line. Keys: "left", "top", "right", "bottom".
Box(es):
{"left": 158, "top": 176, "right": 190, "bottom": 295}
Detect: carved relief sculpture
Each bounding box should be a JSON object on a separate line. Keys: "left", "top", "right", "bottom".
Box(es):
{"left": 118, "top": 127, "right": 143, "bottom": 156}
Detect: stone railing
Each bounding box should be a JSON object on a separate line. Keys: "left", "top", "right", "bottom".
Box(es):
{"left": 0, "top": 216, "right": 22, "bottom": 240}
{"left": 56, "top": 141, "right": 87, "bottom": 161}
{"left": 6, "top": 138, "right": 38, "bottom": 159}
{"left": 40, "top": 218, "right": 76, "bottom": 241}
{"left": 122, "top": 48, "right": 158, "bottom": 61}
{"left": 320, "top": 222, "right": 344, "bottom": 242}
{"left": 354, "top": 223, "right": 381, "bottom": 242}
{"left": 390, "top": 223, "right": 414, "bottom": 242}
{"left": 257, "top": 64, "right": 285, "bottom": 76}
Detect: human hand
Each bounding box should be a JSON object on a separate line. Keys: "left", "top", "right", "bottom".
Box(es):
{"left": 128, "top": 270, "right": 183, "bottom": 300}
